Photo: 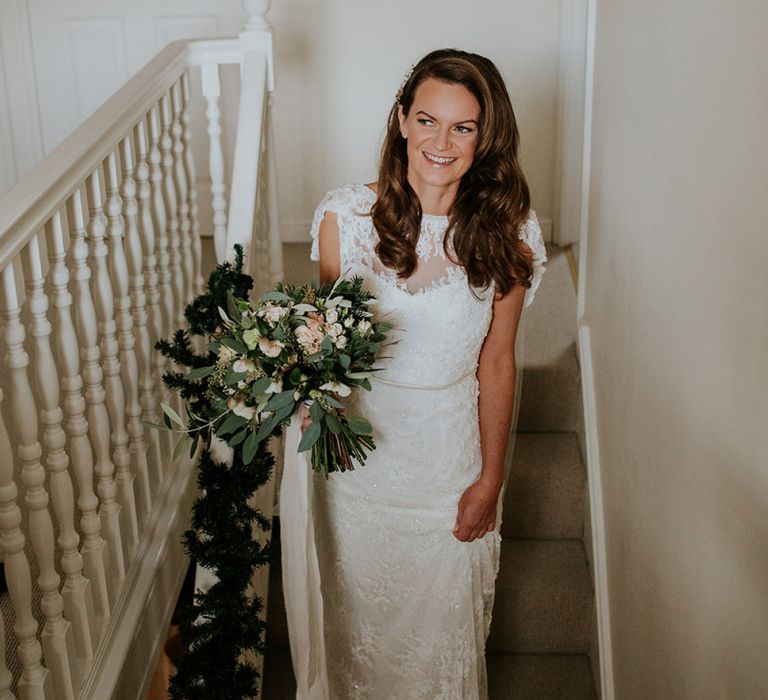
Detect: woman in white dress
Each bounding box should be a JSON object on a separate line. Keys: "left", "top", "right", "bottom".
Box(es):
{"left": 295, "top": 48, "right": 547, "bottom": 699}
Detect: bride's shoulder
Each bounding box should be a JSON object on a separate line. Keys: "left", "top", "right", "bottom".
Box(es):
{"left": 309, "top": 184, "right": 376, "bottom": 262}
{"left": 312, "top": 182, "right": 376, "bottom": 217}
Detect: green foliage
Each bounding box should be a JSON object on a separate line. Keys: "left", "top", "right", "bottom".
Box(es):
{"left": 155, "top": 245, "right": 273, "bottom": 699}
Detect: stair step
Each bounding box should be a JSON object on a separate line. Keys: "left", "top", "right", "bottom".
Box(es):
{"left": 501, "top": 432, "right": 586, "bottom": 539}
{"left": 487, "top": 653, "right": 597, "bottom": 699}
{"left": 488, "top": 540, "right": 593, "bottom": 654}
{"left": 517, "top": 245, "right": 580, "bottom": 432}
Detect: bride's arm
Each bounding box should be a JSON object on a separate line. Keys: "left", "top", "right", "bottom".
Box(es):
{"left": 317, "top": 211, "right": 341, "bottom": 283}
{"left": 453, "top": 259, "right": 528, "bottom": 542}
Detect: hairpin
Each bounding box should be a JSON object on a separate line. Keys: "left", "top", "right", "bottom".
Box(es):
{"left": 395, "top": 62, "right": 418, "bottom": 103}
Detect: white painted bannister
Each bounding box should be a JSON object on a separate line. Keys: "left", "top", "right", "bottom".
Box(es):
{"left": 0, "top": 2, "right": 282, "bottom": 697}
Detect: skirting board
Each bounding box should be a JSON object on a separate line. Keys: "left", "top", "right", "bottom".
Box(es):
{"left": 278, "top": 216, "right": 555, "bottom": 245}
{"left": 577, "top": 321, "right": 615, "bottom": 700}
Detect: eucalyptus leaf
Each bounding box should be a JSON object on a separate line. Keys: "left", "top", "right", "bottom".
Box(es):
{"left": 298, "top": 420, "right": 321, "bottom": 452}
{"left": 264, "top": 389, "right": 295, "bottom": 413}
{"left": 293, "top": 303, "right": 318, "bottom": 313}
{"left": 218, "top": 413, "right": 248, "bottom": 436}
{"left": 339, "top": 354, "right": 351, "bottom": 370}
{"left": 325, "top": 411, "right": 342, "bottom": 435}
{"left": 161, "top": 402, "right": 185, "bottom": 428}
{"left": 187, "top": 365, "right": 214, "bottom": 380}
{"left": 243, "top": 432, "right": 259, "bottom": 465}
{"left": 274, "top": 402, "right": 295, "bottom": 424}
{"left": 227, "top": 292, "right": 241, "bottom": 320}
{"left": 309, "top": 401, "right": 323, "bottom": 422}
{"left": 260, "top": 291, "right": 290, "bottom": 303}
{"left": 250, "top": 376, "right": 273, "bottom": 395}
{"left": 225, "top": 368, "right": 247, "bottom": 385}
{"left": 229, "top": 428, "right": 249, "bottom": 446}
{"left": 347, "top": 416, "right": 373, "bottom": 436}
{"left": 220, "top": 337, "right": 247, "bottom": 354}
{"left": 323, "top": 395, "right": 344, "bottom": 410}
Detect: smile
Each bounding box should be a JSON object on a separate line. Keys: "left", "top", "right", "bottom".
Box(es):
{"left": 422, "top": 151, "right": 457, "bottom": 167}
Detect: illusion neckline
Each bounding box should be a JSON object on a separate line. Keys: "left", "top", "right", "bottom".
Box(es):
{"left": 356, "top": 183, "right": 450, "bottom": 223}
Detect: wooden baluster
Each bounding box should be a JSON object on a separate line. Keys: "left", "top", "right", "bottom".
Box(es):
{"left": 171, "top": 80, "right": 194, "bottom": 306}
{"left": 149, "top": 104, "right": 186, "bottom": 440}
{"left": 134, "top": 116, "right": 172, "bottom": 466}
{"left": 181, "top": 71, "right": 205, "bottom": 296}
{"left": 0, "top": 264, "right": 64, "bottom": 698}
{"left": 201, "top": 63, "right": 228, "bottom": 262}
{"left": 66, "top": 186, "right": 126, "bottom": 602}
{"left": 159, "top": 92, "right": 184, "bottom": 328}
{"left": 148, "top": 106, "right": 175, "bottom": 347}
{"left": 45, "top": 210, "right": 107, "bottom": 649}
{"left": 86, "top": 168, "right": 139, "bottom": 560}
{"left": 120, "top": 133, "right": 163, "bottom": 503}
{"left": 105, "top": 150, "right": 153, "bottom": 534}
{"left": 0, "top": 607, "right": 13, "bottom": 698}
{"left": 0, "top": 382, "right": 48, "bottom": 698}
{"left": 23, "top": 233, "right": 93, "bottom": 694}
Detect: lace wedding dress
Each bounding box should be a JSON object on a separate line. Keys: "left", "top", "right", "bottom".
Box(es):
{"left": 292, "top": 183, "right": 546, "bottom": 699}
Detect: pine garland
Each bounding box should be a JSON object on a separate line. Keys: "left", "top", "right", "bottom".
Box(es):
{"left": 156, "top": 246, "right": 276, "bottom": 699}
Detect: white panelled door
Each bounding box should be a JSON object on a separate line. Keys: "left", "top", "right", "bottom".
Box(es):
{"left": 27, "top": 0, "right": 244, "bottom": 153}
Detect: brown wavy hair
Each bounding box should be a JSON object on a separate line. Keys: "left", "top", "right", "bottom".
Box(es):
{"left": 371, "top": 48, "right": 533, "bottom": 298}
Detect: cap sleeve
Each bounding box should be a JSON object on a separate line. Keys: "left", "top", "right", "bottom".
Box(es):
{"left": 309, "top": 189, "right": 341, "bottom": 262}
{"left": 308, "top": 184, "right": 375, "bottom": 271}
{"left": 518, "top": 209, "right": 547, "bottom": 308}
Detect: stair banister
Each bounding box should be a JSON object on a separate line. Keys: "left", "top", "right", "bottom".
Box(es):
{"left": 0, "top": 3, "right": 281, "bottom": 694}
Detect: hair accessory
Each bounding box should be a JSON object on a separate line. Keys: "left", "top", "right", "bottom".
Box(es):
{"left": 395, "top": 62, "right": 418, "bottom": 103}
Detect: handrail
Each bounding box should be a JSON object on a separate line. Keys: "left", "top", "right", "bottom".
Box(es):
{"left": 0, "top": 41, "right": 188, "bottom": 266}
{"left": 0, "top": 9, "right": 281, "bottom": 694}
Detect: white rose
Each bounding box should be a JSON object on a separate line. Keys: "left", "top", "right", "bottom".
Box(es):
{"left": 335, "top": 335, "right": 347, "bottom": 348}
{"left": 259, "top": 336, "right": 284, "bottom": 357}
{"left": 233, "top": 357, "right": 256, "bottom": 373}
{"left": 329, "top": 323, "right": 343, "bottom": 337}
{"left": 264, "top": 305, "right": 287, "bottom": 323}
{"left": 319, "top": 380, "right": 351, "bottom": 397}
{"left": 325, "top": 308, "right": 338, "bottom": 324}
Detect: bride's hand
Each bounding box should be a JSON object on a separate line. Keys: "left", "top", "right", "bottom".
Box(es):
{"left": 452, "top": 476, "right": 502, "bottom": 542}
{"left": 299, "top": 394, "right": 347, "bottom": 434}
{"left": 299, "top": 402, "right": 312, "bottom": 434}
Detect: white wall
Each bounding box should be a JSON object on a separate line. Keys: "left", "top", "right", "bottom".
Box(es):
{"left": 583, "top": 1, "right": 768, "bottom": 697}
{"left": 267, "top": 0, "right": 561, "bottom": 240}
{"left": 1, "top": 1, "right": 561, "bottom": 238}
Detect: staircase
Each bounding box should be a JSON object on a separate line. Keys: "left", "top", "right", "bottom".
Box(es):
{"left": 487, "top": 243, "right": 599, "bottom": 698}
{"left": 261, "top": 242, "right": 600, "bottom": 698}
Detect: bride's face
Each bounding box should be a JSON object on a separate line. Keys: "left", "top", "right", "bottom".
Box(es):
{"left": 398, "top": 77, "right": 480, "bottom": 191}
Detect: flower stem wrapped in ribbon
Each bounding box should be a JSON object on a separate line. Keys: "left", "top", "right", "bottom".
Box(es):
{"left": 162, "top": 274, "right": 394, "bottom": 478}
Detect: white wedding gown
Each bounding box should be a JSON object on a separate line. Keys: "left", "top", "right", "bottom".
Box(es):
{"left": 298, "top": 183, "right": 546, "bottom": 699}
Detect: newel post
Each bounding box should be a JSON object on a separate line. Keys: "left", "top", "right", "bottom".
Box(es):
{"left": 240, "top": 0, "right": 275, "bottom": 91}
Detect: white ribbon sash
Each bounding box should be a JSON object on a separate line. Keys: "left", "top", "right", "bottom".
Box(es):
{"left": 280, "top": 411, "right": 330, "bottom": 699}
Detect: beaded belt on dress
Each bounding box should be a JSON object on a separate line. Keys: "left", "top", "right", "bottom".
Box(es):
{"left": 372, "top": 365, "right": 477, "bottom": 390}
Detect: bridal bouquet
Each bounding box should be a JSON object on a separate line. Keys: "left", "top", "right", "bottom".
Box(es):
{"left": 162, "top": 274, "right": 393, "bottom": 477}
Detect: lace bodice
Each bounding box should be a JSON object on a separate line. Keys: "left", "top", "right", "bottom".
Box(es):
{"left": 309, "top": 183, "right": 547, "bottom": 386}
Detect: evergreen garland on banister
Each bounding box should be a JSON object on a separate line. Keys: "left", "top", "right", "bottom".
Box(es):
{"left": 155, "top": 246, "right": 275, "bottom": 699}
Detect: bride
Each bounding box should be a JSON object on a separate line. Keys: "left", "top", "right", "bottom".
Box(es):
{"left": 286, "top": 48, "right": 547, "bottom": 699}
